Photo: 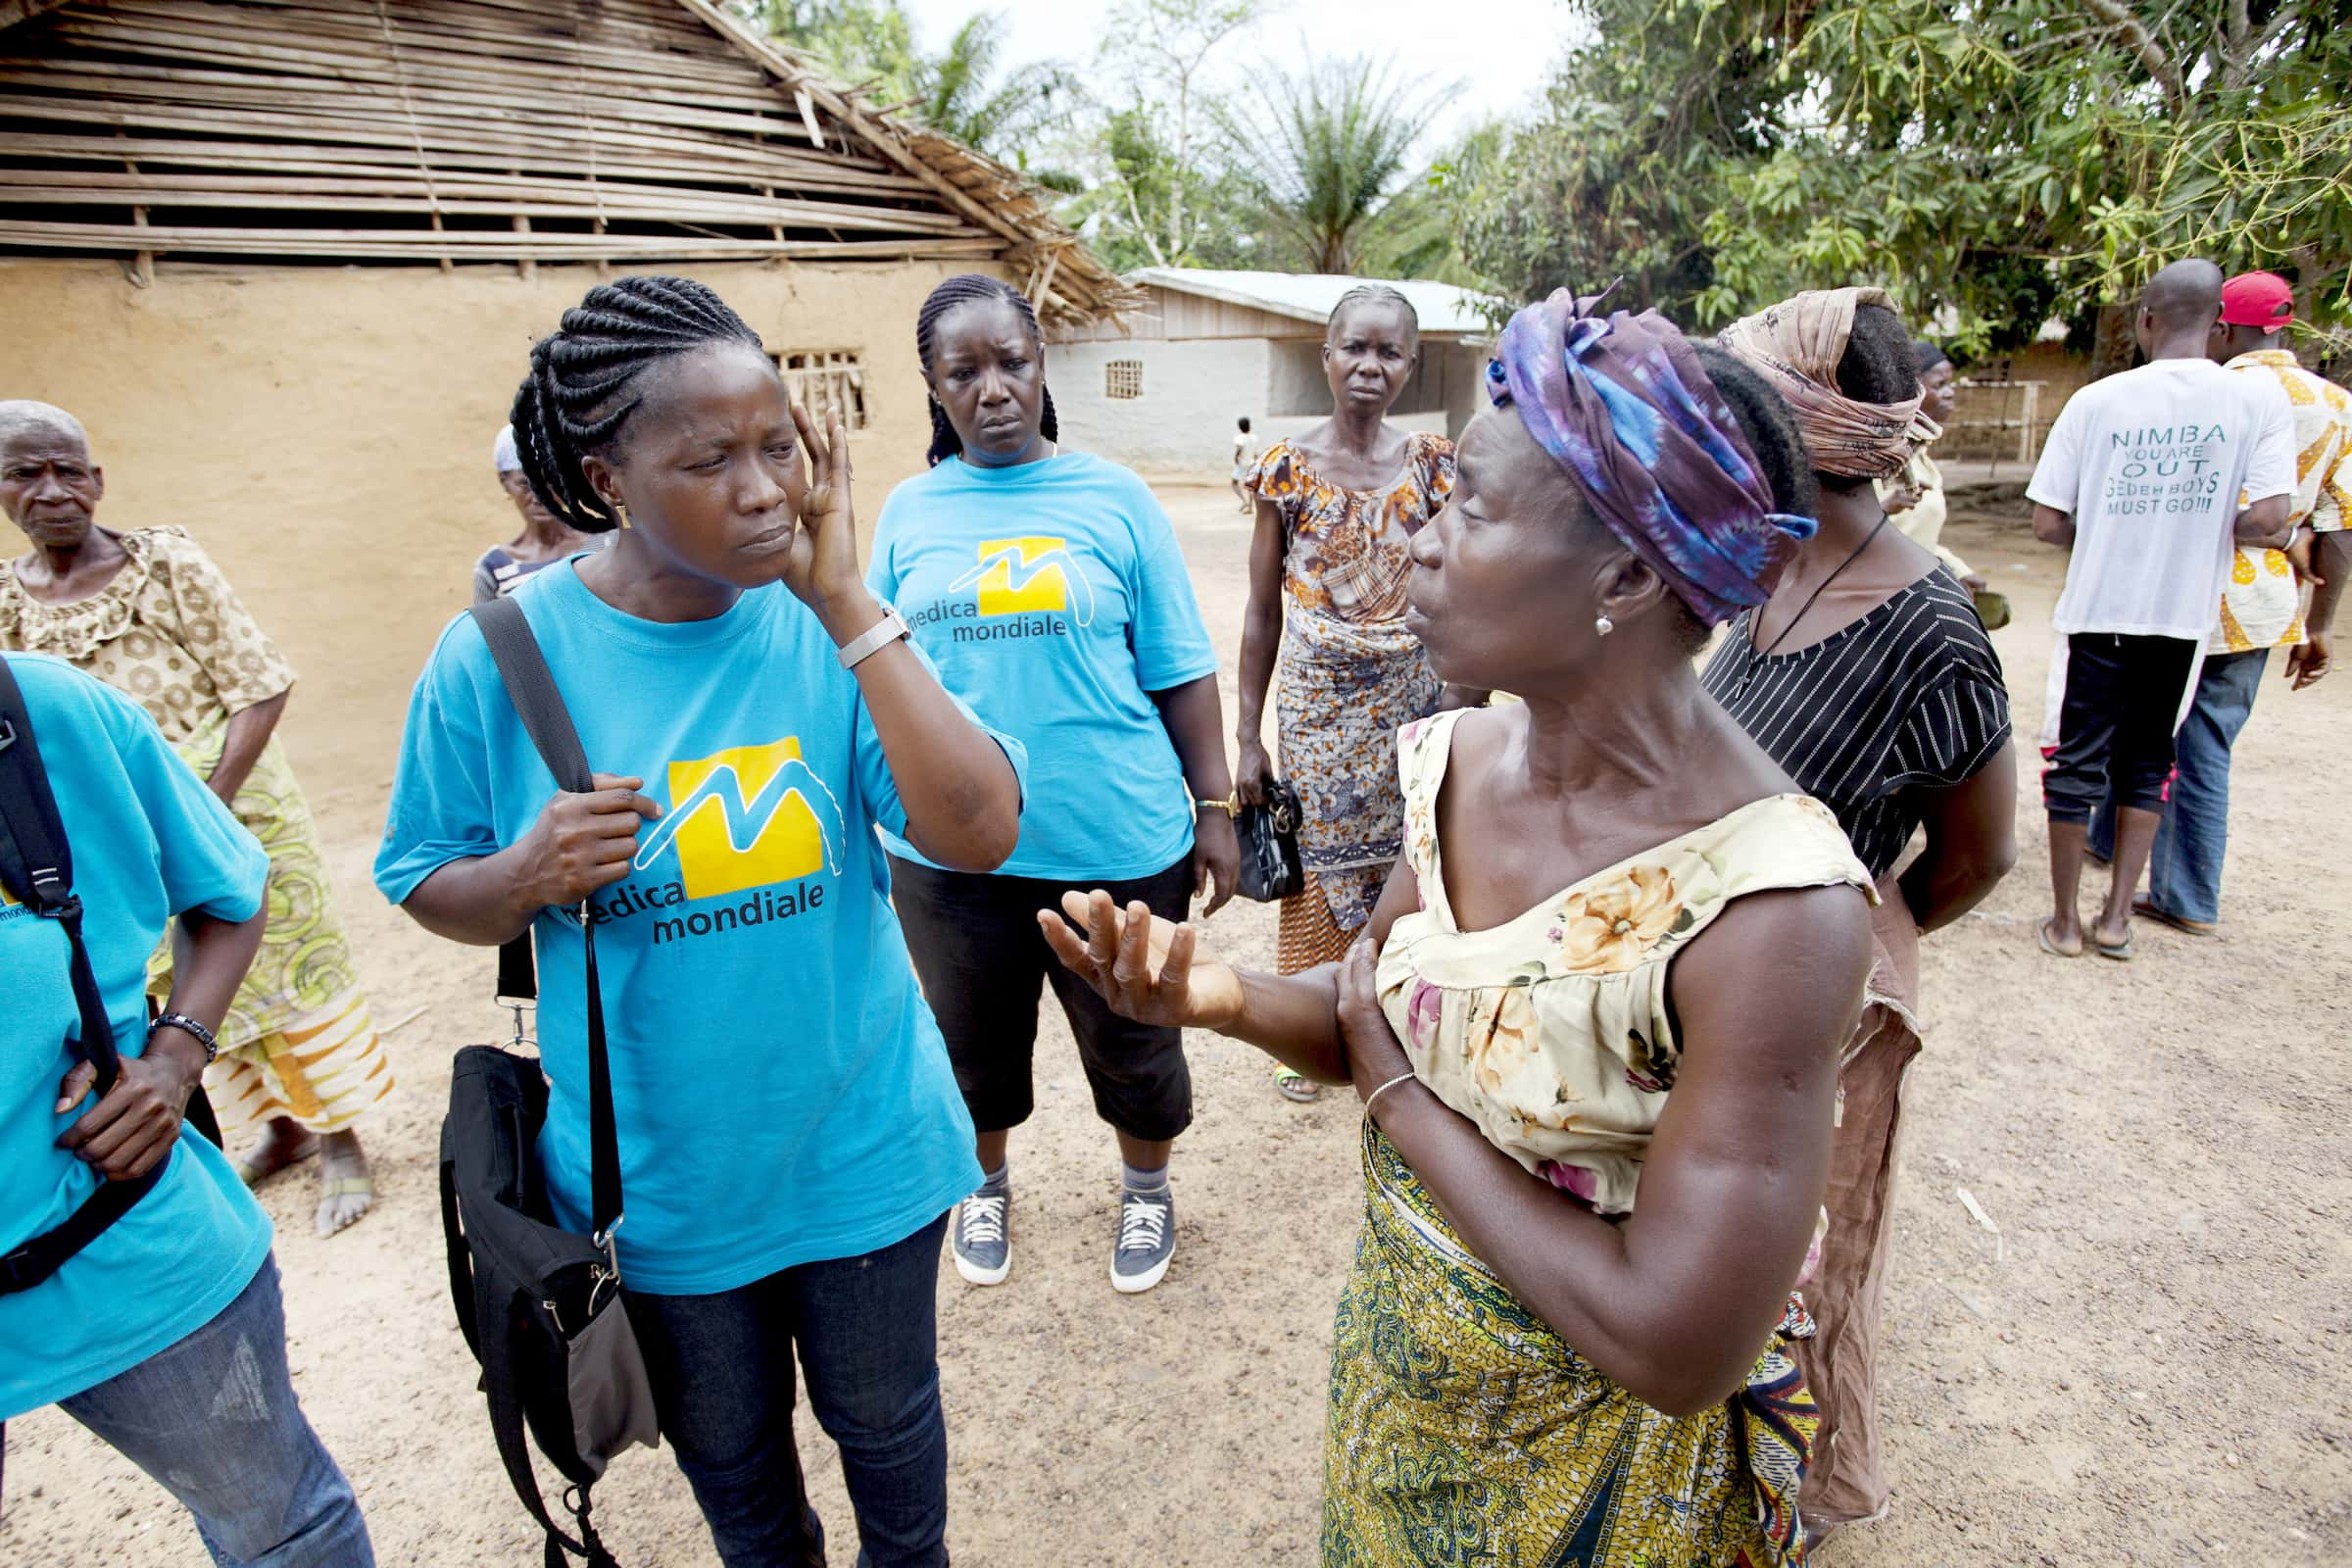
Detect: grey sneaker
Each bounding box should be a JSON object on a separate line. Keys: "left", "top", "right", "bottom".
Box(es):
{"left": 952, "top": 1186, "right": 1010, "bottom": 1286}
{"left": 1109, "top": 1185, "right": 1175, "bottom": 1294}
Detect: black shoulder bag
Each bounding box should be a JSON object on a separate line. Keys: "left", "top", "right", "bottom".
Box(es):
{"left": 439, "top": 598, "right": 659, "bottom": 1568}
{"left": 1236, "top": 777, "right": 1306, "bottom": 903}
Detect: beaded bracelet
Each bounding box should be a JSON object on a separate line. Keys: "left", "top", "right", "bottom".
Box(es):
{"left": 1362, "top": 1070, "right": 1417, "bottom": 1119}
{"left": 151, "top": 1010, "right": 220, "bottom": 1064}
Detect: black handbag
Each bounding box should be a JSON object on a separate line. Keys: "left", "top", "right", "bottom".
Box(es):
{"left": 439, "top": 598, "right": 658, "bottom": 1568}
{"left": 1236, "top": 777, "right": 1306, "bottom": 903}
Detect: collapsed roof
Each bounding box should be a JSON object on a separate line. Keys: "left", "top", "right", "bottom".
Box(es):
{"left": 0, "top": 0, "right": 1133, "bottom": 326}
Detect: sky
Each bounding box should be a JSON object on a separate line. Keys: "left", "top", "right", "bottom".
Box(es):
{"left": 896, "top": 0, "right": 1580, "bottom": 158}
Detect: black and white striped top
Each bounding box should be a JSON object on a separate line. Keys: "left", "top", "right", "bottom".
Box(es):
{"left": 1700, "top": 569, "right": 2012, "bottom": 879}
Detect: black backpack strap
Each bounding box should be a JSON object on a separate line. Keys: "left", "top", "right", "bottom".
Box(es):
{"left": 0, "top": 661, "right": 171, "bottom": 1303}
{"left": 467, "top": 599, "right": 622, "bottom": 1244}
{"left": 0, "top": 658, "right": 122, "bottom": 1093}
{"left": 438, "top": 1123, "right": 484, "bottom": 1363}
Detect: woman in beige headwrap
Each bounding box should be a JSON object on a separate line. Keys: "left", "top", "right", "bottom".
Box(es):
{"left": 1705, "top": 289, "right": 2021, "bottom": 1543}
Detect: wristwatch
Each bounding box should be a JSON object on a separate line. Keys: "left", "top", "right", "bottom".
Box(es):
{"left": 836, "top": 604, "right": 910, "bottom": 670}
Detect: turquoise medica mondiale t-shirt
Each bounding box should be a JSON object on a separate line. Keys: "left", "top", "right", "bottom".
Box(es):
{"left": 374, "top": 563, "right": 1011, "bottom": 1293}
{"left": 1, "top": 655, "right": 272, "bottom": 1420}
{"left": 867, "top": 452, "right": 1219, "bottom": 881}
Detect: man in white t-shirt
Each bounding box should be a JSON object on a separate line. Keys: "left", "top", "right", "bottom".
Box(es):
{"left": 2083, "top": 271, "right": 2351, "bottom": 934}
{"left": 2026, "top": 259, "right": 2297, "bottom": 960}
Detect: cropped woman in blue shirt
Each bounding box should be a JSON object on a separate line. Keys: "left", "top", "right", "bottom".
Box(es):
{"left": 869, "top": 274, "right": 1237, "bottom": 1297}
{"left": 2, "top": 653, "right": 371, "bottom": 1565}
{"left": 375, "top": 275, "right": 1024, "bottom": 1568}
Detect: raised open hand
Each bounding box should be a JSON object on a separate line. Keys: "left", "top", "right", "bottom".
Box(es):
{"left": 1038, "top": 889, "right": 1243, "bottom": 1032}
{"left": 780, "top": 404, "right": 861, "bottom": 611}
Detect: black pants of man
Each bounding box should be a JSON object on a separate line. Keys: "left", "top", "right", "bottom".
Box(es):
{"left": 2043, "top": 632, "right": 2200, "bottom": 823}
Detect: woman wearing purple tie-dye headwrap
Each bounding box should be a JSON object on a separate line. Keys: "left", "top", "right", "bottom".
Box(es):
{"left": 1042, "top": 293, "right": 1879, "bottom": 1565}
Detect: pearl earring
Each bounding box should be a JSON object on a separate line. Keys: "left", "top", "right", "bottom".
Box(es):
{"left": 1594, "top": 614, "right": 1614, "bottom": 637}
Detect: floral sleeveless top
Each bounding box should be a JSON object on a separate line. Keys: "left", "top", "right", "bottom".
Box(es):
{"left": 1374, "top": 708, "right": 1875, "bottom": 1214}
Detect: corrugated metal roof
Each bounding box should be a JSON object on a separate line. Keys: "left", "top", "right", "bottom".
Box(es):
{"left": 1127, "top": 269, "right": 1501, "bottom": 337}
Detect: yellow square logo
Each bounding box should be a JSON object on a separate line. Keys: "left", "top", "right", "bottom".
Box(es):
{"left": 653, "top": 736, "right": 833, "bottom": 901}
{"left": 974, "top": 537, "right": 1070, "bottom": 615}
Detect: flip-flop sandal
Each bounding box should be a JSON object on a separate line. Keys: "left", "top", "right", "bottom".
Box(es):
{"left": 2093, "top": 931, "right": 2134, "bottom": 961}
{"left": 2036, "top": 919, "right": 2083, "bottom": 959}
{"left": 1274, "top": 1067, "right": 1321, "bottom": 1103}
{"left": 2132, "top": 898, "right": 2215, "bottom": 937}
{"left": 316, "top": 1173, "right": 375, "bottom": 1238}
{"left": 235, "top": 1135, "right": 319, "bottom": 1188}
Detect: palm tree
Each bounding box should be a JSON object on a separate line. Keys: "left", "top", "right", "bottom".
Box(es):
{"left": 750, "top": 2, "right": 1078, "bottom": 166}
{"left": 1217, "top": 57, "right": 1452, "bottom": 275}
{"left": 907, "top": 13, "right": 1079, "bottom": 163}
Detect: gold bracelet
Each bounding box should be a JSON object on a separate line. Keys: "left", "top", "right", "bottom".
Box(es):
{"left": 1195, "top": 791, "right": 1240, "bottom": 818}
{"left": 1362, "top": 1070, "right": 1418, "bottom": 1119}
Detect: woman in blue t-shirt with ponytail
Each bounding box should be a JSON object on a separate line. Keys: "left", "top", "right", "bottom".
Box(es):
{"left": 869, "top": 273, "right": 1237, "bottom": 1298}
{"left": 376, "top": 274, "right": 1024, "bottom": 1568}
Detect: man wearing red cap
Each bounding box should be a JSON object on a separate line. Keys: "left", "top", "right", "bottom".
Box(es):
{"left": 2085, "top": 270, "right": 2351, "bottom": 932}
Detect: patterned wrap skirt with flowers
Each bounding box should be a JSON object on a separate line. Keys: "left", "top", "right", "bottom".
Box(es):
{"left": 1323, "top": 1122, "right": 1817, "bottom": 1568}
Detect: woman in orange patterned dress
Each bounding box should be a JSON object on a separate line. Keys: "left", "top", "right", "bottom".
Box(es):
{"left": 1237, "top": 286, "right": 1464, "bottom": 1102}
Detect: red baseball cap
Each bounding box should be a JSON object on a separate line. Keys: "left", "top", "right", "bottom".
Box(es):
{"left": 2219, "top": 271, "right": 2295, "bottom": 327}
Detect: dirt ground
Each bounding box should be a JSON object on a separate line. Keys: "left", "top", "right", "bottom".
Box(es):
{"left": 6, "top": 484, "right": 2350, "bottom": 1567}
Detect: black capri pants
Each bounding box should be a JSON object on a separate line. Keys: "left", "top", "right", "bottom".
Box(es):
{"left": 2043, "top": 632, "right": 2200, "bottom": 823}
{"left": 889, "top": 854, "right": 1195, "bottom": 1143}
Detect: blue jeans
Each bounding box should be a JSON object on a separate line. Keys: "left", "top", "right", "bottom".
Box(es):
{"left": 2087, "top": 647, "right": 2268, "bottom": 924}
{"left": 623, "top": 1212, "right": 953, "bottom": 1568}
{"left": 59, "top": 1254, "right": 372, "bottom": 1567}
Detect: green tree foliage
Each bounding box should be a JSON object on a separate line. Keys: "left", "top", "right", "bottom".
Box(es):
{"left": 1463, "top": 0, "right": 2352, "bottom": 350}
{"left": 1069, "top": 0, "right": 1259, "bottom": 269}
{"left": 746, "top": 1, "right": 1079, "bottom": 166}
{"left": 1363, "top": 122, "right": 1506, "bottom": 286}
{"left": 1214, "top": 58, "right": 1452, "bottom": 274}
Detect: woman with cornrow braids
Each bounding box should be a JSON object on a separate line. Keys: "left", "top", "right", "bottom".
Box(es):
{"left": 376, "top": 273, "right": 1025, "bottom": 1568}
{"left": 868, "top": 272, "right": 1235, "bottom": 1295}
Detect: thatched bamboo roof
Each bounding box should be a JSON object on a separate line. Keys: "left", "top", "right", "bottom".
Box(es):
{"left": 0, "top": 0, "right": 1135, "bottom": 326}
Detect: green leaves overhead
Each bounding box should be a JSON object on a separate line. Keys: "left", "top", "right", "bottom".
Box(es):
{"left": 750, "top": 1, "right": 1080, "bottom": 165}
{"left": 1459, "top": 0, "right": 2352, "bottom": 350}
